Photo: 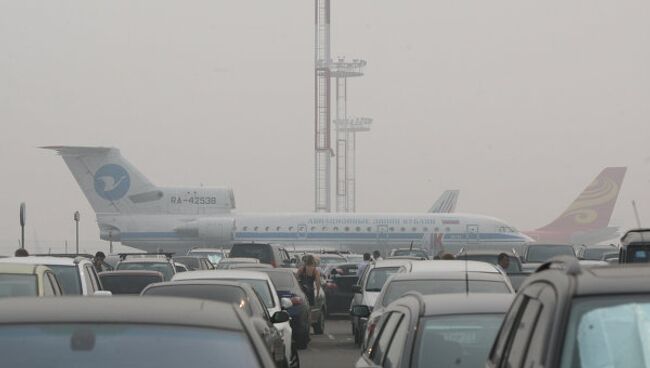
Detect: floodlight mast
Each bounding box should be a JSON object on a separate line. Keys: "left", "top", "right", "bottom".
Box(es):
{"left": 314, "top": 0, "right": 332, "bottom": 212}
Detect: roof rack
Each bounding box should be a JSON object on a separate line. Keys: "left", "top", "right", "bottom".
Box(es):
{"left": 34, "top": 253, "right": 94, "bottom": 259}
{"left": 118, "top": 252, "right": 174, "bottom": 261}
{"left": 536, "top": 255, "right": 582, "bottom": 276}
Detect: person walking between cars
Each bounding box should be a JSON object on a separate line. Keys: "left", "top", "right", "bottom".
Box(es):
{"left": 497, "top": 253, "right": 510, "bottom": 272}
{"left": 297, "top": 254, "right": 321, "bottom": 306}
{"left": 93, "top": 251, "right": 106, "bottom": 272}
{"left": 357, "top": 253, "right": 372, "bottom": 277}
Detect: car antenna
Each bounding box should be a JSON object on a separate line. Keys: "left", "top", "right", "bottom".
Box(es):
{"left": 460, "top": 247, "right": 469, "bottom": 295}
{"left": 409, "top": 241, "right": 414, "bottom": 252}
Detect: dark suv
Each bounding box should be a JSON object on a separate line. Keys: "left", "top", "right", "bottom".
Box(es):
{"left": 487, "top": 256, "right": 650, "bottom": 368}
{"left": 229, "top": 243, "right": 292, "bottom": 268}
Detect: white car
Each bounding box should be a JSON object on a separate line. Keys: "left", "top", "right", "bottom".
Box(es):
{"left": 349, "top": 259, "right": 414, "bottom": 345}
{"left": 172, "top": 270, "right": 293, "bottom": 362}
{"left": 0, "top": 256, "right": 109, "bottom": 296}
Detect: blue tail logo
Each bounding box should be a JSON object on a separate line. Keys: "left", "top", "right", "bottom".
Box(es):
{"left": 94, "top": 164, "right": 130, "bottom": 201}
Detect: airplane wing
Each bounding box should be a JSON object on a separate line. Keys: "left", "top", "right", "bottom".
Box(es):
{"left": 428, "top": 190, "right": 460, "bottom": 213}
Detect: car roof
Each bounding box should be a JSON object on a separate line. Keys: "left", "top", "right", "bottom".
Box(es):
{"left": 0, "top": 256, "right": 81, "bottom": 266}
{"left": 419, "top": 293, "right": 514, "bottom": 316}
{"left": 172, "top": 270, "right": 271, "bottom": 281}
{"left": 409, "top": 260, "right": 499, "bottom": 273}
{"left": 119, "top": 258, "right": 171, "bottom": 264}
{"left": 147, "top": 279, "right": 249, "bottom": 288}
{"left": 0, "top": 297, "right": 246, "bottom": 330}
{"left": 459, "top": 250, "right": 515, "bottom": 256}
{"left": 220, "top": 257, "right": 259, "bottom": 263}
{"left": 98, "top": 270, "right": 163, "bottom": 277}
{"left": 388, "top": 271, "right": 507, "bottom": 283}
{"left": 575, "top": 265, "right": 650, "bottom": 295}
{"left": 189, "top": 248, "right": 226, "bottom": 252}
{"left": 0, "top": 263, "right": 50, "bottom": 275}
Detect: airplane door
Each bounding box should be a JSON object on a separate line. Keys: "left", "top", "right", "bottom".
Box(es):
{"left": 466, "top": 224, "right": 480, "bottom": 244}
{"left": 377, "top": 225, "right": 389, "bottom": 245}
{"left": 297, "top": 224, "right": 307, "bottom": 240}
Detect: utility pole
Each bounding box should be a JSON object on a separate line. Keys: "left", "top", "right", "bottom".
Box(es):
{"left": 74, "top": 211, "right": 80, "bottom": 255}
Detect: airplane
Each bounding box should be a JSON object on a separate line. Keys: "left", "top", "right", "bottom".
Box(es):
{"left": 428, "top": 190, "right": 460, "bottom": 213}
{"left": 524, "top": 167, "right": 627, "bottom": 244}
{"left": 44, "top": 146, "right": 532, "bottom": 255}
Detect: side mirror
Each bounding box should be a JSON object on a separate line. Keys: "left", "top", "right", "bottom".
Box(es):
{"left": 93, "top": 290, "right": 112, "bottom": 297}
{"left": 350, "top": 305, "right": 370, "bottom": 318}
{"left": 280, "top": 297, "right": 293, "bottom": 309}
{"left": 351, "top": 284, "right": 362, "bottom": 294}
{"left": 272, "top": 310, "right": 290, "bottom": 324}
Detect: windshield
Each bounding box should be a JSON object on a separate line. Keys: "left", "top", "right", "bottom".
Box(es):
{"left": 0, "top": 324, "right": 260, "bottom": 368}
{"left": 365, "top": 267, "right": 400, "bottom": 292}
{"left": 99, "top": 275, "right": 162, "bottom": 295}
{"left": 48, "top": 265, "right": 82, "bottom": 295}
{"left": 526, "top": 246, "right": 575, "bottom": 263}
{"left": 416, "top": 314, "right": 504, "bottom": 368}
{"left": 116, "top": 262, "right": 174, "bottom": 281}
{"left": 143, "top": 285, "right": 253, "bottom": 316}
{"left": 581, "top": 248, "right": 614, "bottom": 261}
{"left": 459, "top": 255, "right": 521, "bottom": 272}
{"left": 382, "top": 279, "right": 511, "bottom": 306}
{"left": 229, "top": 245, "right": 272, "bottom": 264}
{"left": 0, "top": 274, "right": 37, "bottom": 297}
{"left": 625, "top": 245, "right": 650, "bottom": 263}
{"left": 263, "top": 271, "right": 295, "bottom": 290}
{"left": 204, "top": 278, "right": 275, "bottom": 308}
{"left": 318, "top": 256, "right": 346, "bottom": 265}
{"left": 188, "top": 252, "right": 224, "bottom": 265}
{"left": 560, "top": 296, "right": 650, "bottom": 368}
{"left": 393, "top": 249, "right": 428, "bottom": 258}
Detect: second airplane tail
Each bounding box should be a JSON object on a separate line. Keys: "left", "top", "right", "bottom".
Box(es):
{"left": 536, "top": 167, "right": 627, "bottom": 233}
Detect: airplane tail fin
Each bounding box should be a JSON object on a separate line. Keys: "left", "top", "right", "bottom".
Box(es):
{"left": 537, "top": 167, "right": 627, "bottom": 233}
{"left": 428, "top": 190, "right": 460, "bottom": 213}
{"left": 43, "top": 146, "right": 157, "bottom": 214}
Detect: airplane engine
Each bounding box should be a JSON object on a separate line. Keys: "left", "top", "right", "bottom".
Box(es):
{"left": 175, "top": 217, "right": 235, "bottom": 244}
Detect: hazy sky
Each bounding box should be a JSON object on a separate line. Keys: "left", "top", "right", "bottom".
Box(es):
{"left": 1, "top": 0, "right": 649, "bottom": 254}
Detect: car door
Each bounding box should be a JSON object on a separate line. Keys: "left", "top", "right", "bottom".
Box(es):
{"left": 358, "top": 311, "right": 404, "bottom": 367}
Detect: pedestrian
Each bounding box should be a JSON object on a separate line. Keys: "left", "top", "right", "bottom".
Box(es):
{"left": 497, "top": 253, "right": 510, "bottom": 271}
{"left": 440, "top": 252, "right": 455, "bottom": 260}
{"left": 357, "top": 252, "right": 372, "bottom": 277}
{"left": 296, "top": 254, "right": 321, "bottom": 306}
{"left": 372, "top": 250, "right": 382, "bottom": 262}
{"left": 93, "top": 251, "right": 106, "bottom": 272}
{"left": 14, "top": 248, "right": 29, "bottom": 257}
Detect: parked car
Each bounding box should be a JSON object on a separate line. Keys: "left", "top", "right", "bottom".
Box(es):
{"left": 141, "top": 280, "right": 295, "bottom": 368}
{"left": 323, "top": 263, "right": 359, "bottom": 314}
{"left": 487, "top": 256, "right": 650, "bottom": 367}
{"left": 313, "top": 253, "right": 347, "bottom": 273}
{"left": 520, "top": 243, "right": 576, "bottom": 271}
{"left": 230, "top": 243, "right": 292, "bottom": 268}
{"left": 0, "top": 297, "right": 276, "bottom": 367}
{"left": 186, "top": 247, "right": 228, "bottom": 265}
{"left": 98, "top": 270, "right": 164, "bottom": 295}
{"left": 576, "top": 244, "right": 618, "bottom": 261}
{"left": 0, "top": 256, "right": 107, "bottom": 296}
{"left": 115, "top": 253, "right": 176, "bottom": 281}
{"left": 172, "top": 270, "right": 294, "bottom": 359}
{"left": 618, "top": 228, "right": 650, "bottom": 263}
{"left": 350, "top": 259, "right": 413, "bottom": 346}
{"left": 172, "top": 256, "right": 215, "bottom": 271}
{"left": 363, "top": 270, "right": 514, "bottom": 348}
{"left": 0, "top": 263, "right": 63, "bottom": 297}
{"left": 353, "top": 293, "right": 513, "bottom": 368}
{"left": 240, "top": 267, "right": 325, "bottom": 349}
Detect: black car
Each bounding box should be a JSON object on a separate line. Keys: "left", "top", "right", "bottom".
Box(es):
{"left": 230, "top": 243, "right": 292, "bottom": 268}
{"left": 0, "top": 297, "right": 276, "bottom": 368}
{"left": 141, "top": 280, "right": 295, "bottom": 368}
{"left": 241, "top": 267, "right": 326, "bottom": 349}
{"left": 323, "top": 263, "right": 359, "bottom": 314}
{"left": 487, "top": 256, "right": 650, "bottom": 367}
{"left": 618, "top": 228, "right": 650, "bottom": 263}
{"left": 98, "top": 270, "right": 164, "bottom": 295}
{"left": 172, "top": 256, "right": 215, "bottom": 271}
{"left": 353, "top": 293, "right": 513, "bottom": 367}
{"left": 520, "top": 243, "right": 576, "bottom": 271}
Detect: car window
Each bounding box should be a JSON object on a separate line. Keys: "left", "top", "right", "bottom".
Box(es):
{"left": 143, "top": 284, "right": 253, "bottom": 316}
{"left": 47, "top": 265, "right": 82, "bottom": 295}
{"left": 42, "top": 272, "right": 56, "bottom": 296}
{"left": 263, "top": 271, "right": 296, "bottom": 291}
{"left": 505, "top": 298, "right": 542, "bottom": 367}
{"left": 0, "top": 274, "right": 37, "bottom": 297}
{"left": 526, "top": 246, "right": 574, "bottom": 263}
{"left": 365, "top": 267, "right": 400, "bottom": 292}
{"left": 100, "top": 274, "right": 164, "bottom": 295}
{"left": 370, "top": 312, "right": 401, "bottom": 365}
{"left": 524, "top": 286, "right": 557, "bottom": 367}
{"left": 0, "top": 324, "right": 261, "bottom": 368}
{"left": 383, "top": 279, "right": 511, "bottom": 306}
{"left": 116, "top": 262, "right": 174, "bottom": 281}
{"left": 230, "top": 244, "right": 273, "bottom": 264}
{"left": 384, "top": 313, "right": 408, "bottom": 368}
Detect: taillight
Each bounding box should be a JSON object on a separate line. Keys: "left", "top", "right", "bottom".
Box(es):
{"left": 291, "top": 296, "right": 304, "bottom": 305}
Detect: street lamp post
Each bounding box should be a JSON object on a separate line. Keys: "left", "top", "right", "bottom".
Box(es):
{"left": 74, "top": 211, "right": 80, "bottom": 255}
{"left": 19, "top": 203, "right": 26, "bottom": 249}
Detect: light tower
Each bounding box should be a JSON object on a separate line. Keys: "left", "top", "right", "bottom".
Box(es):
{"left": 330, "top": 58, "right": 369, "bottom": 212}
{"left": 334, "top": 117, "right": 372, "bottom": 212}
{"left": 314, "top": 0, "right": 332, "bottom": 212}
